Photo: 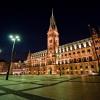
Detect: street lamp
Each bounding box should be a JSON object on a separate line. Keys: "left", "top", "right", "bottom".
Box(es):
{"left": 6, "top": 34, "right": 21, "bottom": 80}
{"left": 0, "top": 49, "right": 2, "bottom": 53}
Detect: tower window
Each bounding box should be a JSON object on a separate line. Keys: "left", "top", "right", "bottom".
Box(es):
{"left": 49, "top": 40, "right": 52, "bottom": 43}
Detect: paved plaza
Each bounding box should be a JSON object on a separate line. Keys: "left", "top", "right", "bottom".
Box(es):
{"left": 0, "top": 75, "right": 100, "bottom": 100}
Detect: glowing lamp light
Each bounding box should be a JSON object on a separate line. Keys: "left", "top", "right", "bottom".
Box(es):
{"left": 0, "top": 49, "right": 2, "bottom": 53}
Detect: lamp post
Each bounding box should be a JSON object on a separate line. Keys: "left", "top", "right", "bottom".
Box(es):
{"left": 0, "top": 49, "right": 2, "bottom": 53}
{"left": 6, "top": 34, "right": 20, "bottom": 80}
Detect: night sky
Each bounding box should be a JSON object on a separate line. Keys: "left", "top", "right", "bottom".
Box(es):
{"left": 0, "top": 1, "right": 100, "bottom": 61}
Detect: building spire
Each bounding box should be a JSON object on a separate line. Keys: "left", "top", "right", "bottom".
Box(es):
{"left": 49, "top": 9, "right": 57, "bottom": 31}
{"left": 88, "top": 24, "right": 97, "bottom": 35}
{"left": 52, "top": 8, "right": 53, "bottom": 17}
{"left": 27, "top": 50, "right": 31, "bottom": 59}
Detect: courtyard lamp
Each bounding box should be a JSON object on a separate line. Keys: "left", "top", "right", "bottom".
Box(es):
{"left": 6, "top": 34, "right": 21, "bottom": 80}
{"left": 0, "top": 49, "right": 2, "bottom": 53}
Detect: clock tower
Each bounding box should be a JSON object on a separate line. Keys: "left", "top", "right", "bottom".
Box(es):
{"left": 47, "top": 9, "right": 59, "bottom": 65}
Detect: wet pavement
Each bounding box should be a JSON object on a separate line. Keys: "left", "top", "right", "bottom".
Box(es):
{"left": 0, "top": 75, "right": 100, "bottom": 100}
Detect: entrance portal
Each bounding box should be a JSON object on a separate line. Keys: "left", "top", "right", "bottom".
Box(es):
{"left": 48, "top": 67, "right": 52, "bottom": 75}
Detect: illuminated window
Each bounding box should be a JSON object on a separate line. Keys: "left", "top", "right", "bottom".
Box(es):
{"left": 78, "top": 43, "right": 81, "bottom": 48}
{"left": 59, "top": 48, "right": 61, "bottom": 53}
{"left": 66, "top": 47, "right": 68, "bottom": 51}
{"left": 88, "top": 41, "right": 91, "bottom": 46}
{"left": 83, "top": 42, "right": 86, "bottom": 47}
{"left": 70, "top": 46, "right": 72, "bottom": 50}
{"left": 74, "top": 44, "right": 77, "bottom": 50}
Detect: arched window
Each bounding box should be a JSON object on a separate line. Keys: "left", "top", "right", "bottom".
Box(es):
{"left": 81, "top": 43, "right": 84, "bottom": 48}
{"left": 74, "top": 59, "right": 77, "bottom": 63}
{"left": 89, "top": 56, "right": 92, "bottom": 61}
{"left": 78, "top": 58, "right": 81, "bottom": 62}
{"left": 72, "top": 45, "right": 75, "bottom": 50}
{"left": 83, "top": 57, "right": 87, "bottom": 62}
{"left": 86, "top": 42, "right": 89, "bottom": 47}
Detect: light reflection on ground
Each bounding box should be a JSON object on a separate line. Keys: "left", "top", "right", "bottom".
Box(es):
{"left": 0, "top": 75, "right": 100, "bottom": 100}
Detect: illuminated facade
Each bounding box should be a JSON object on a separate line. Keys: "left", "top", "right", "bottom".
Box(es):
{"left": 25, "top": 10, "right": 100, "bottom": 75}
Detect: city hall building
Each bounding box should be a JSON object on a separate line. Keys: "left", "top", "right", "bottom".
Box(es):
{"left": 25, "top": 11, "right": 100, "bottom": 75}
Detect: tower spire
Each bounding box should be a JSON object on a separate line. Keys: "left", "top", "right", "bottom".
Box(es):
{"left": 49, "top": 9, "right": 57, "bottom": 31}
{"left": 52, "top": 8, "right": 53, "bottom": 17}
